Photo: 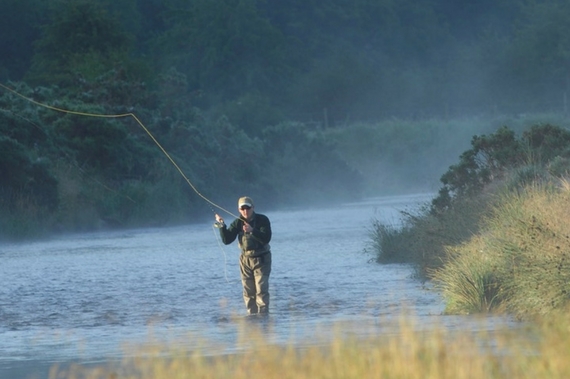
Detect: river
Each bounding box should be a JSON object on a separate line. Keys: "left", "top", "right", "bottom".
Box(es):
{"left": 0, "top": 194, "right": 515, "bottom": 378}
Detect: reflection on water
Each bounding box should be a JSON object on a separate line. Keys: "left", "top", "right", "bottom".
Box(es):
{"left": 0, "top": 194, "right": 516, "bottom": 373}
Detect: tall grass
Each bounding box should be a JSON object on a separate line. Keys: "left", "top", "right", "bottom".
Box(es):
{"left": 433, "top": 182, "right": 570, "bottom": 318}
{"left": 51, "top": 312, "right": 570, "bottom": 379}
{"left": 432, "top": 236, "right": 505, "bottom": 315}
{"left": 373, "top": 190, "right": 496, "bottom": 279}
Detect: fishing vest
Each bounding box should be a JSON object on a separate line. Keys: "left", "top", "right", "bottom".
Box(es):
{"left": 238, "top": 216, "right": 271, "bottom": 257}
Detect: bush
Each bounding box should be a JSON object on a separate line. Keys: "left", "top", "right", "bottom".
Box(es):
{"left": 371, "top": 123, "right": 570, "bottom": 284}
{"left": 373, "top": 192, "right": 494, "bottom": 279}
{"left": 433, "top": 183, "right": 570, "bottom": 318}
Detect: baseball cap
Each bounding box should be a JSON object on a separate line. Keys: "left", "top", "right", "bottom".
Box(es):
{"left": 238, "top": 196, "right": 254, "bottom": 208}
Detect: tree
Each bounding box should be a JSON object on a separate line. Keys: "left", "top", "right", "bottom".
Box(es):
{"left": 26, "top": 0, "right": 134, "bottom": 86}
{"left": 504, "top": 0, "right": 570, "bottom": 109}
{"left": 0, "top": 136, "right": 58, "bottom": 212}
{"left": 152, "top": 0, "right": 291, "bottom": 106}
{"left": 0, "top": 0, "right": 46, "bottom": 80}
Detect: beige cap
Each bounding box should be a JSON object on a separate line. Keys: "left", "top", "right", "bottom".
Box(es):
{"left": 238, "top": 196, "right": 254, "bottom": 208}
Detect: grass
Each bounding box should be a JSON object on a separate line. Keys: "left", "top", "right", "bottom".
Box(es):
{"left": 49, "top": 312, "right": 570, "bottom": 379}
{"left": 431, "top": 237, "right": 505, "bottom": 315}
{"left": 431, "top": 181, "right": 570, "bottom": 318}
{"left": 371, "top": 168, "right": 570, "bottom": 318}
{"left": 372, "top": 190, "right": 495, "bottom": 279}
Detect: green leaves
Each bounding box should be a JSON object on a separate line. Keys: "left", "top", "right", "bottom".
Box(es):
{"left": 27, "top": 0, "right": 134, "bottom": 85}
{"left": 0, "top": 136, "right": 58, "bottom": 212}
{"left": 432, "top": 124, "right": 570, "bottom": 214}
{"left": 156, "top": 0, "right": 289, "bottom": 106}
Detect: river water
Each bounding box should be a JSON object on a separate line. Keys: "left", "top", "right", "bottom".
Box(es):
{"left": 0, "top": 194, "right": 515, "bottom": 378}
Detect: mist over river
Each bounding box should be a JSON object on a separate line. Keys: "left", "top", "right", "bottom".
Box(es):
{"left": 0, "top": 194, "right": 516, "bottom": 378}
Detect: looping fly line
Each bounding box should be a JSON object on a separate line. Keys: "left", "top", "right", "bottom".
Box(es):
{"left": 0, "top": 82, "right": 237, "bottom": 219}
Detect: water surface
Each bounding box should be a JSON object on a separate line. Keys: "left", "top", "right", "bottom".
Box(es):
{"left": 0, "top": 194, "right": 514, "bottom": 377}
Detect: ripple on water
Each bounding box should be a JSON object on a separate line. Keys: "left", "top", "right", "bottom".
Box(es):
{"left": 0, "top": 195, "right": 518, "bottom": 372}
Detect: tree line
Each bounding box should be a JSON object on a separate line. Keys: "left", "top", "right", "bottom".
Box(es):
{"left": 1, "top": 0, "right": 570, "bottom": 239}
{"left": 2, "top": 0, "right": 570, "bottom": 122}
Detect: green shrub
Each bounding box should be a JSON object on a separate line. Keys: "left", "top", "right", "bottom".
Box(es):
{"left": 373, "top": 191, "right": 494, "bottom": 279}
{"left": 433, "top": 183, "right": 570, "bottom": 318}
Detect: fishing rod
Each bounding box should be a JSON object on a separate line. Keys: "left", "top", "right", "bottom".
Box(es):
{"left": 0, "top": 82, "right": 238, "bottom": 221}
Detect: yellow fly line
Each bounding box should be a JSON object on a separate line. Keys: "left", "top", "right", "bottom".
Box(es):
{"left": 0, "top": 82, "right": 237, "bottom": 219}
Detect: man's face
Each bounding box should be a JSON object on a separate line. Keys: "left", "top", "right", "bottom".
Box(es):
{"left": 239, "top": 205, "right": 253, "bottom": 219}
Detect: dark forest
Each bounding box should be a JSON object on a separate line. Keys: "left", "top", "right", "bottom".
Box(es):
{"left": 1, "top": 0, "right": 570, "bottom": 239}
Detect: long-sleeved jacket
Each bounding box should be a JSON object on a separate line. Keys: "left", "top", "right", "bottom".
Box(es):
{"left": 219, "top": 213, "right": 272, "bottom": 257}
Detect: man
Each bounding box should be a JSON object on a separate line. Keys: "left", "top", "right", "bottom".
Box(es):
{"left": 215, "top": 196, "right": 272, "bottom": 315}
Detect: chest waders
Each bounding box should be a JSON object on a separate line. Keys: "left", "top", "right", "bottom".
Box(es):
{"left": 238, "top": 217, "right": 272, "bottom": 315}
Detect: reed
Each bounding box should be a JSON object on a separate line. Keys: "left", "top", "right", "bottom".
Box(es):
{"left": 50, "top": 313, "right": 570, "bottom": 379}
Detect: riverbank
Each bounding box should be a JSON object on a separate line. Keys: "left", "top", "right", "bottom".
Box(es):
{"left": 373, "top": 124, "right": 570, "bottom": 318}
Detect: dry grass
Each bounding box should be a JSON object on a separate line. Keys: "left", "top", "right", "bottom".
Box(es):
{"left": 49, "top": 313, "right": 570, "bottom": 379}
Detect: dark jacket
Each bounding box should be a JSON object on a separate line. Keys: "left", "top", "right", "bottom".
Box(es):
{"left": 219, "top": 213, "right": 272, "bottom": 257}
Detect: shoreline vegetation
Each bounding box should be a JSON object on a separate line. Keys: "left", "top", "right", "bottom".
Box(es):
{"left": 51, "top": 312, "right": 570, "bottom": 379}
{"left": 2, "top": 85, "right": 566, "bottom": 242}
{"left": 373, "top": 122, "right": 570, "bottom": 320}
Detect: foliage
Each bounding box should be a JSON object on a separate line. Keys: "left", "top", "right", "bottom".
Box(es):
{"left": 433, "top": 237, "right": 505, "bottom": 315}
{"left": 4, "top": 0, "right": 570, "bottom": 238}
{"left": 1, "top": 0, "right": 570, "bottom": 120}
{"left": 323, "top": 119, "right": 499, "bottom": 195}
{"left": 374, "top": 192, "right": 494, "bottom": 280}
{"left": 504, "top": 0, "right": 570, "bottom": 106}
{"left": 0, "top": 0, "right": 45, "bottom": 80}
{"left": 153, "top": 0, "right": 290, "bottom": 107}
{"left": 371, "top": 123, "right": 570, "bottom": 281}
{"left": 433, "top": 183, "right": 570, "bottom": 318}
{"left": 0, "top": 136, "right": 58, "bottom": 212}
{"left": 367, "top": 119, "right": 570, "bottom": 317}
{"left": 26, "top": 0, "right": 137, "bottom": 86}
{"left": 431, "top": 124, "right": 570, "bottom": 213}
{"left": 0, "top": 79, "right": 369, "bottom": 239}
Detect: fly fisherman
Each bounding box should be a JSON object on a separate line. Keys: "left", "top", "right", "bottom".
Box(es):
{"left": 215, "top": 197, "right": 272, "bottom": 315}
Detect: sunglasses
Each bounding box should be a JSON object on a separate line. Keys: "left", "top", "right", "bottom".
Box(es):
{"left": 239, "top": 206, "right": 252, "bottom": 210}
